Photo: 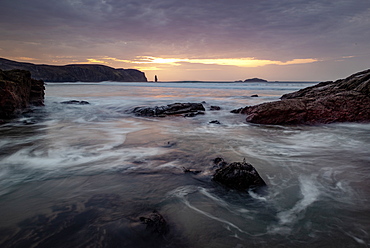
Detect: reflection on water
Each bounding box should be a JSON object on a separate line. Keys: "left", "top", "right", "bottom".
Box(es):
{"left": 0, "top": 82, "right": 369, "bottom": 247}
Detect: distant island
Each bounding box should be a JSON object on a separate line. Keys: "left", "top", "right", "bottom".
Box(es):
{"left": 244, "top": 78, "right": 268, "bottom": 83}
{"left": 0, "top": 58, "right": 147, "bottom": 82}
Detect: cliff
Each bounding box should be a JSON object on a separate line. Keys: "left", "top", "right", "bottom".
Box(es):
{"left": 234, "top": 69, "right": 370, "bottom": 124}
{"left": 0, "top": 69, "right": 45, "bottom": 119}
{"left": 0, "top": 58, "right": 147, "bottom": 82}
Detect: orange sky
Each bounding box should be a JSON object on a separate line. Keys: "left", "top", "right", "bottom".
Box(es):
{"left": 1, "top": 0, "right": 370, "bottom": 81}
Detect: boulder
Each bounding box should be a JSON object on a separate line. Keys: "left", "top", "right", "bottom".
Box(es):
{"left": 0, "top": 69, "right": 44, "bottom": 119}
{"left": 132, "top": 102, "right": 205, "bottom": 117}
{"left": 234, "top": 69, "right": 370, "bottom": 124}
{"left": 213, "top": 158, "right": 266, "bottom": 191}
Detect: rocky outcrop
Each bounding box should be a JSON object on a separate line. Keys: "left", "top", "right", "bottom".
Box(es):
{"left": 234, "top": 69, "right": 370, "bottom": 124}
{"left": 131, "top": 102, "right": 205, "bottom": 117}
{"left": 0, "top": 58, "right": 147, "bottom": 82}
{"left": 213, "top": 158, "right": 266, "bottom": 192}
{"left": 0, "top": 69, "right": 44, "bottom": 119}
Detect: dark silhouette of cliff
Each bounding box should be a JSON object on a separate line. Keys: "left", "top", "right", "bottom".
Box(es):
{"left": 0, "top": 58, "right": 147, "bottom": 82}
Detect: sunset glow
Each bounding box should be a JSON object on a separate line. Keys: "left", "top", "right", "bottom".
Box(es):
{"left": 1, "top": 0, "right": 369, "bottom": 81}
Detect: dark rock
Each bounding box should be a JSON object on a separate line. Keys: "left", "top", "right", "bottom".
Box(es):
{"left": 0, "top": 69, "right": 44, "bottom": 119}
{"left": 213, "top": 158, "right": 266, "bottom": 191}
{"left": 244, "top": 78, "right": 268, "bottom": 83}
{"left": 230, "top": 108, "right": 243, "bottom": 114}
{"left": 61, "top": 100, "right": 90, "bottom": 105}
{"left": 0, "top": 57, "right": 147, "bottom": 82}
{"left": 139, "top": 211, "right": 169, "bottom": 235}
{"left": 210, "top": 105, "right": 221, "bottom": 111}
{"left": 235, "top": 69, "right": 370, "bottom": 124}
{"left": 184, "top": 111, "right": 205, "bottom": 117}
{"left": 213, "top": 157, "right": 228, "bottom": 169}
{"left": 209, "top": 120, "right": 221, "bottom": 124}
{"left": 132, "top": 102, "right": 205, "bottom": 117}
{"left": 182, "top": 167, "right": 202, "bottom": 174}
{"left": 250, "top": 94, "right": 259, "bottom": 97}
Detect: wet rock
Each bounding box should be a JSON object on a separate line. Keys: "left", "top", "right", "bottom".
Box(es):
{"left": 230, "top": 108, "right": 243, "bottom": 114}
{"left": 60, "top": 100, "right": 90, "bottom": 105}
{"left": 250, "top": 94, "right": 259, "bottom": 97}
{"left": 139, "top": 210, "right": 169, "bottom": 235}
{"left": 0, "top": 69, "right": 44, "bottom": 119}
{"left": 210, "top": 105, "right": 221, "bottom": 111}
{"left": 209, "top": 120, "right": 221, "bottom": 124}
{"left": 184, "top": 111, "right": 205, "bottom": 117}
{"left": 132, "top": 102, "right": 205, "bottom": 117}
{"left": 182, "top": 167, "right": 202, "bottom": 174}
{"left": 234, "top": 69, "right": 370, "bottom": 124}
{"left": 213, "top": 158, "right": 266, "bottom": 191}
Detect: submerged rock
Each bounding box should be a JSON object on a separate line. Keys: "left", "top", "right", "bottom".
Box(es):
{"left": 61, "top": 100, "right": 90, "bottom": 105}
{"left": 213, "top": 158, "right": 266, "bottom": 192}
{"left": 139, "top": 210, "right": 169, "bottom": 235}
{"left": 0, "top": 69, "right": 44, "bottom": 119}
{"left": 234, "top": 69, "right": 370, "bottom": 124}
{"left": 131, "top": 102, "right": 205, "bottom": 117}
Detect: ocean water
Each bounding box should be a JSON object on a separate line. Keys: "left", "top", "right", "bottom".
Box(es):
{"left": 0, "top": 81, "right": 369, "bottom": 248}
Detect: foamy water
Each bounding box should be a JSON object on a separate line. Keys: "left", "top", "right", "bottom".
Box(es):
{"left": 0, "top": 82, "right": 369, "bottom": 247}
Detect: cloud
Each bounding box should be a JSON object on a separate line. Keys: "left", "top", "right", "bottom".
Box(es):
{"left": 120, "top": 56, "right": 318, "bottom": 68}
{"left": 0, "top": 0, "right": 369, "bottom": 80}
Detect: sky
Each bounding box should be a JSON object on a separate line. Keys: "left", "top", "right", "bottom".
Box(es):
{"left": 0, "top": 0, "right": 370, "bottom": 82}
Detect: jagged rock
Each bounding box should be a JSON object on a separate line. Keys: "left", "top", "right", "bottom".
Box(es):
{"left": 132, "top": 102, "right": 205, "bottom": 117}
{"left": 0, "top": 57, "right": 147, "bottom": 82}
{"left": 61, "top": 100, "right": 90, "bottom": 105}
{"left": 234, "top": 69, "right": 370, "bottom": 124}
{"left": 213, "top": 158, "right": 266, "bottom": 191}
{"left": 139, "top": 211, "right": 169, "bottom": 235}
{"left": 0, "top": 69, "right": 44, "bottom": 119}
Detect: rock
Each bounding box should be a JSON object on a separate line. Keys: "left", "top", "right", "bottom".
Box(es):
{"left": 213, "top": 158, "right": 266, "bottom": 191}
{"left": 184, "top": 111, "right": 205, "bottom": 117}
{"left": 182, "top": 167, "right": 202, "bottom": 174}
{"left": 0, "top": 69, "right": 44, "bottom": 119}
{"left": 244, "top": 78, "right": 268, "bottom": 83}
{"left": 139, "top": 211, "right": 169, "bottom": 235}
{"left": 132, "top": 102, "right": 205, "bottom": 117}
{"left": 0, "top": 57, "right": 147, "bottom": 82}
{"left": 209, "top": 120, "right": 221, "bottom": 124}
{"left": 235, "top": 69, "right": 370, "bottom": 124}
{"left": 61, "top": 100, "right": 90, "bottom": 105}
{"left": 210, "top": 105, "right": 221, "bottom": 111}
{"left": 250, "top": 94, "right": 259, "bottom": 97}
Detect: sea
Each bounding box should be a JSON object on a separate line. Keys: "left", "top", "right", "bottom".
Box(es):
{"left": 0, "top": 81, "right": 369, "bottom": 248}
